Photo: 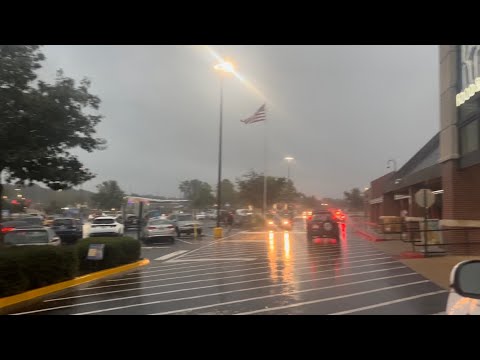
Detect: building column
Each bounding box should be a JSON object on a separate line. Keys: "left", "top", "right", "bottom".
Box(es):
{"left": 382, "top": 193, "right": 399, "bottom": 216}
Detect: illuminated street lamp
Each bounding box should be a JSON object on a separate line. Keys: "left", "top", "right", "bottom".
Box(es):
{"left": 284, "top": 156, "right": 294, "bottom": 181}
{"left": 213, "top": 60, "right": 235, "bottom": 229}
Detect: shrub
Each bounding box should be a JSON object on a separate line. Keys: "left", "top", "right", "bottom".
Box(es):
{"left": 77, "top": 237, "right": 140, "bottom": 274}
{"left": 0, "top": 237, "right": 140, "bottom": 298}
{"left": 0, "top": 246, "right": 78, "bottom": 297}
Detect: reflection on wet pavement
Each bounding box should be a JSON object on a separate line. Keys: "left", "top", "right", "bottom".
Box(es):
{"left": 9, "top": 219, "right": 447, "bottom": 315}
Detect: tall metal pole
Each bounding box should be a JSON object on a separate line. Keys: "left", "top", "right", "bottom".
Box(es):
{"left": 263, "top": 116, "right": 267, "bottom": 218}
{"left": 216, "top": 76, "right": 224, "bottom": 228}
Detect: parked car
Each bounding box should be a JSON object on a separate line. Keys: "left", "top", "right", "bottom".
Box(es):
{"left": 124, "top": 214, "right": 139, "bottom": 229}
{"left": 51, "top": 218, "right": 83, "bottom": 244}
{"left": 306, "top": 209, "right": 340, "bottom": 242}
{"left": 195, "top": 212, "right": 207, "bottom": 220}
{"left": 167, "top": 213, "right": 202, "bottom": 237}
{"left": 3, "top": 227, "right": 61, "bottom": 246}
{"left": 141, "top": 218, "right": 176, "bottom": 243}
{"left": 19, "top": 216, "right": 44, "bottom": 227}
{"left": 446, "top": 259, "right": 480, "bottom": 315}
{"left": 1, "top": 220, "right": 31, "bottom": 235}
{"left": 87, "top": 216, "right": 124, "bottom": 237}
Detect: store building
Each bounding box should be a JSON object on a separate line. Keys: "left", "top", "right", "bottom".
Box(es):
{"left": 368, "top": 45, "right": 480, "bottom": 232}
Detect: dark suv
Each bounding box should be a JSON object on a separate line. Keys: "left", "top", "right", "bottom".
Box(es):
{"left": 306, "top": 210, "right": 340, "bottom": 242}
{"left": 51, "top": 218, "right": 83, "bottom": 244}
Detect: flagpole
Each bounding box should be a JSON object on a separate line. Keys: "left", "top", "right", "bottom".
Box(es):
{"left": 263, "top": 105, "right": 268, "bottom": 219}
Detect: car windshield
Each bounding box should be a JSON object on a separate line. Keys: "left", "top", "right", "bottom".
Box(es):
{"left": 21, "top": 217, "right": 43, "bottom": 226}
{"left": 312, "top": 213, "right": 331, "bottom": 221}
{"left": 177, "top": 215, "right": 193, "bottom": 221}
{"left": 53, "top": 219, "right": 73, "bottom": 226}
{"left": 93, "top": 218, "right": 115, "bottom": 224}
{"left": 2, "top": 45, "right": 464, "bottom": 316}
{"left": 1, "top": 221, "right": 29, "bottom": 228}
{"left": 4, "top": 230, "right": 49, "bottom": 245}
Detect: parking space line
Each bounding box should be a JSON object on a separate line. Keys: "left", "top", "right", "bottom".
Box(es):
{"left": 329, "top": 290, "right": 447, "bottom": 315}
{"left": 71, "top": 270, "right": 416, "bottom": 315}
{"left": 235, "top": 281, "right": 430, "bottom": 315}
{"left": 176, "top": 239, "right": 193, "bottom": 244}
{"left": 147, "top": 275, "right": 423, "bottom": 316}
{"left": 101, "top": 251, "right": 386, "bottom": 289}
{"left": 180, "top": 243, "right": 376, "bottom": 258}
{"left": 73, "top": 256, "right": 393, "bottom": 292}
{"left": 110, "top": 251, "right": 386, "bottom": 282}
{"left": 44, "top": 262, "right": 405, "bottom": 304}
{"left": 183, "top": 245, "right": 375, "bottom": 259}
{"left": 166, "top": 257, "right": 255, "bottom": 263}
{"left": 154, "top": 250, "right": 188, "bottom": 261}
{"left": 113, "top": 251, "right": 385, "bottom": 281}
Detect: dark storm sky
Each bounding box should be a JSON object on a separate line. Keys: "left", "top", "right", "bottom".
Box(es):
{"left": 39, "top": 45, "right": 439, "bottom": 198}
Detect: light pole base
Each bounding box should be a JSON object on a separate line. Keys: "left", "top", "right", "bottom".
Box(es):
{"left": 213, "top": 227, "right": 223, "bottom": 239}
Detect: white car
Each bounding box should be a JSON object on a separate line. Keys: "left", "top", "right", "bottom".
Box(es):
{"left": 88, "top": 216, "right": 124, "bottom": 237}
{"left": 446, "top": 260, "right": 480, "bottom": 315}
{"left": 195, "top": 212, "right": 207, "bottom": 220}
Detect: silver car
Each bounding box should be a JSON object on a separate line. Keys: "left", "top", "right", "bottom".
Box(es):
{"left": 141, "top": 219, "right": 176, "bottom": 243}
{"left": 3, "top": 227, "right": 61, "bottom": 246}
{"left": 168, "top": 213, "right": 203, "bottom": 237}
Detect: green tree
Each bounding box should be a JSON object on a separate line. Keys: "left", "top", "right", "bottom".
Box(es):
{"left": 343, "top": 188, "right": 364, "bottom": 210}
{"left": 91, "top": 181, "right": 125, "bottom": 210}
{"left": 0, "top": 45, "right": 106, "bottom": 224}
{"left": 215, "top": 179, "right": 238, "bottom": 208}
{"left": 179, "top": 179, "right": 214, "bottom": 209}
{"left": 236, "top": 170, "right": 299, "bottom": 209}
{"left": 298, "top": 194, "right": 321, "bottom": 209}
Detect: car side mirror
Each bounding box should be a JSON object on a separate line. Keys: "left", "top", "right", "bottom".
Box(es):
{"left": 451, "top": 260, "right": 480, "bottom": 300}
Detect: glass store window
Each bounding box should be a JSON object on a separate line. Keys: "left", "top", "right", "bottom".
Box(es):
{"left": 460, "top": 120, "right": 479, "bottom": 155}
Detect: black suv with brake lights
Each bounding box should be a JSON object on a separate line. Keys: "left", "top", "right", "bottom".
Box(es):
{"left": 306, "top": 210, "right": 340, "bottom": 242}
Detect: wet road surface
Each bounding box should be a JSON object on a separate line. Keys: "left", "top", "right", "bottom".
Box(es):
{"left": 9, "top": 220, "right": 448, "bottom": 315}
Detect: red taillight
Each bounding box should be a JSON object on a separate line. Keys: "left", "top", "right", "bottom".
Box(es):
{"left": 1, "top": 227, "right": 14, "bottom": 234}
{"left": 167, "top": 225, "right": 174, "bottom": 229}
{"left": 148, "top": 226, "right": 156, "bottom": 230}
{"left": 307, "top": 216, "right": 312, "bottom": 221}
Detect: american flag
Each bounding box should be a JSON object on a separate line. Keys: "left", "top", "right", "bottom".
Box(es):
{"left": 240, "top": 104, "right": 266, "bottom": 124}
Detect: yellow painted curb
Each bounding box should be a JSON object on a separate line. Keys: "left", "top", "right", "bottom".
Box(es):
{"left": 0, "top": 258, "right": 150, "bottom": 310}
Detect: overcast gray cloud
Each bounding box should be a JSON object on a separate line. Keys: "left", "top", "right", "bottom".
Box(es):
{"left": 39, "top": 45, "right": 439, "bottom": 198}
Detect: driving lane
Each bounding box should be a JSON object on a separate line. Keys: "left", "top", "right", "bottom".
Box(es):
{"left": 8, "top": 220, "right": 448, "bottom": 315}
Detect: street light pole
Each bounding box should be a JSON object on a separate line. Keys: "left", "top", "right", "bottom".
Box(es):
{"left": 216, "top": 76, "right": 224, "bottom": 228}
{"left": 213, "top": 60, "right": 235, "bottom": 233}
{"left": 284, "top": 156, "right": 294, "bottom": 182}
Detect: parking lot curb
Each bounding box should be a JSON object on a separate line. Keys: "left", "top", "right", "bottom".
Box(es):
{"left": 354, "top": 229, "right": 383, "bottom": 242}
{"left": 0, "top": 258, "right": 150, "bottom": 314}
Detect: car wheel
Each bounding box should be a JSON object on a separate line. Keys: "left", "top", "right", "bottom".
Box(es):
{"left": 176, "top": 228, "right": 181, "bottom": 238}
{"left": 170, "top": 237, "right": 175, "bottom": 243}
{"left": 197, "top": 229, "right": 202, "bottom": 236}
